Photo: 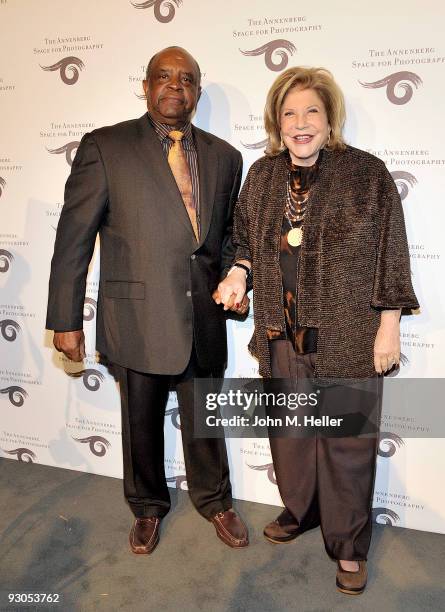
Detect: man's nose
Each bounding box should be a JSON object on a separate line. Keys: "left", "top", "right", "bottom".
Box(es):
{"left": 168, "top": 75, "right": 183, "bottom": 90}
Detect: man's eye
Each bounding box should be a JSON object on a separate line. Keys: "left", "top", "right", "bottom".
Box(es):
{"left": 159, "top": 74, "right": 168, "bottom": 79}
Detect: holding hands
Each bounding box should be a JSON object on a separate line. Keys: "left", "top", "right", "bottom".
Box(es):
{"left": 213, "top": 262, "right": 251, "bottom": 315}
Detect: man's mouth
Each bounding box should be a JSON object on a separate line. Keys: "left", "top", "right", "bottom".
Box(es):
{"left": 161, "top": 96, "right": 184, "bottom": 104}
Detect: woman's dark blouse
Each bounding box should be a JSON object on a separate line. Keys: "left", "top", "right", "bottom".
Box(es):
{"left": 267, "top": 151, "right": 322, "bottom": 353}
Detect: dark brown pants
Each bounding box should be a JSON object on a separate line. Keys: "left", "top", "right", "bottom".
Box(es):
{"left": 268, "top": 340, "right": 381, "bottom": 560}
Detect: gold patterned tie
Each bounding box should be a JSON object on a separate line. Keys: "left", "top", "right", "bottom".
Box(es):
{"left": 167, "top": 130, "right": 199, "bottom": 241}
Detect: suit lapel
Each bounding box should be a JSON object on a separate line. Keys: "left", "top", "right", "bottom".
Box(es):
{"left": 134, "top": 114, "right": 197, "bottom": 241}
{"left": 194, "top": 126, "right": 218, "bottom": 247}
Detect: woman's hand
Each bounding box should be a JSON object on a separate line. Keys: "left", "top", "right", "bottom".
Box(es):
{"left": 214, "top": 268, "right": 247, "bottom": 311}
{"left": 374, "top": 310, "right": 401, "bottom": 374}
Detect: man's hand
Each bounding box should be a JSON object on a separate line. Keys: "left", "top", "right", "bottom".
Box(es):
{"left": 212, "top": 289, "right": 249, "bottom": 314}
{"left": 374, "top": 310, "right": 401, "bottom": 374}
{"left": 53, "top": 330, "right": 86, "bottom": 362}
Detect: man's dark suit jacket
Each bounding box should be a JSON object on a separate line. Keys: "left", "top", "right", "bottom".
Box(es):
{"left": 46, "top": 113, "right": 243, "bottom": 374}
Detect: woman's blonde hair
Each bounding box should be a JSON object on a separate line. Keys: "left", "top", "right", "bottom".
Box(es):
{"left": 264, "top": 66, "right": 346, "bottom": 157}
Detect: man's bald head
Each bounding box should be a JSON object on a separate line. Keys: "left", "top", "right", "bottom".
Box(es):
{"left": 145, "top": 46, "right": 201, "bottom": 85}
{"left": 142, "top": 46, "right": 202, "bottom": 126}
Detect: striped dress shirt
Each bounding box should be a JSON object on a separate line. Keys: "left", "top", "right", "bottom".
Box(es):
{"left": 148, "top": 114, "right": 201, "bottom": 232}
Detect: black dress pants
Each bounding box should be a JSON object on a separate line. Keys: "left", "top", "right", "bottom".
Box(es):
{"left": 113, "top": 347, "right": 232, "bottom": 520}
{"left": 268, "top": 340, "right": 382, "bottom": 561}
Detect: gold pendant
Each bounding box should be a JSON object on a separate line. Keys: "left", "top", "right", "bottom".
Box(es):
{"left": 287, "top": 227, "right": 302, "bottom": 247}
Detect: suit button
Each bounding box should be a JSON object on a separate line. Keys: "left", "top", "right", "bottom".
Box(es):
{"left": 191, "top": 254, "right": 196, "bottom": 260}
{"left": 186, "top": 290, "right": 191, "bottom": 297}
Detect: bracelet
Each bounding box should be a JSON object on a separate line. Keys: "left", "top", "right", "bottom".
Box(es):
{"left": 227, "top": 262, "right": 251, "bottom": 278}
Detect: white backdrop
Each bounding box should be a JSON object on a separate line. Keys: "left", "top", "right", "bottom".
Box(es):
{"left": 1, "top": 0, "right": 444, "bottom": 533}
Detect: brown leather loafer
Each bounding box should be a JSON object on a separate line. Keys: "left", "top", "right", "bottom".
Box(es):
{"left": 336, "top": 560, "right": 367, "bottom": 595}
{"left": 129, "top": 517, "right": 161, "bottom": 554}
{"left": 264, "top": 508, "right": 318, "bottom": 544}
{"left": 209, "top": 509, "right": 249, "bottom": 548}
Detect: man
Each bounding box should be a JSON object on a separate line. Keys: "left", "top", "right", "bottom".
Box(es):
{"left": 46, "top": 46, "right": 249, "bottom": 553}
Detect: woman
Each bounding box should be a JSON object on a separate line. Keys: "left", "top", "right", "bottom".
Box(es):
{"left": 216, "top": 67, "right": 418, "bottom": 595}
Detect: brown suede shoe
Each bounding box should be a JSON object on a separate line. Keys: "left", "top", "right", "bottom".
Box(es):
{"left": 264, "top": 508, "right": 317, "bottom": 544}
{"left": 209, "top": 509, "right": 249, "bottom": 548}
{"left": 336, "top": 560, "right": 367, "bottom": 595}
{"left": 129, "top": 517, "right": 161, "bottom": 554}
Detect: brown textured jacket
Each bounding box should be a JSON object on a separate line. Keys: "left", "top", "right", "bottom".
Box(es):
{"left": 233, "top": 145, "right": 419, "bottom": 378}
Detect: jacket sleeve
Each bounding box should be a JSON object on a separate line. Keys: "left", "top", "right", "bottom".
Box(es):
{"left": 371, "top": 163, "right": 419, "bottom": 310}
{"left": 219, "top": 151, "right": 243, "bottom": 280}
{"left": 232, "top": 165, "right": 253, "bottom": 264}
{"left": 46, "top": 132, "right": 109, "bottom": 331}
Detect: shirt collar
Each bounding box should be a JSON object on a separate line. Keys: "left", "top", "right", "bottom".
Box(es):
{"left": 148, "top": 113, "right": 194, "bottom": 149}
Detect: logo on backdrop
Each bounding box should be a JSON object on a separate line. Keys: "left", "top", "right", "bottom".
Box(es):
{"left": 0, "top": 319, "right": 21, "bottom": 342}
{"left": 0, "top": 386, "right": 28, "bottom": 407}
{"left": 165, "top": 406, "right": 181, "bottom": 430}
{"left": 47, "top": 141, "right": 79, "bottom": 167}
{"left": 83, "top": 298, "right": 97, "bottom": 322}
{"left": 247, "top": 462, "right": 277, "bottom": 485}
{"left": 378, "top": 432, "right": 405, "bottom": 458}
{"left": 0, "top": 249, "right": 13, "bottom": 272}
{"left": 241, "top": 138, "right": 268, "bottom": 150}
{"left": 40, "top": 56, "right": 85, "bottom": 85}
{"left": 372, "top": 507, "right": 400, "bottom": 525}
{"left": 66, "top": 368, "right": 105, "bottom": 391}
{"left": 2, "top": 448, "right": 37, "bottom": 463}
{"left": 166, "top": 475, "right": 188, "bottom": 490}
{"left": 359, "top": 71, "right": 422, "bottom": 105}
{"left": 385, "top": 352, "right": 409, "bottom": 377}
{"left": 130, "top": 0, "right": 182, "bottom": 23}
{"left": 0, "top": 176, "right": 5, "bottom": 198}
{"left": 390, "top": 171, "right": 417, "bottom": 200}
{"left": 240, "top": 40, "right": 296, "bottom": 71}
{"left": 72, "top": 435, "right": 111, "bottom": 457}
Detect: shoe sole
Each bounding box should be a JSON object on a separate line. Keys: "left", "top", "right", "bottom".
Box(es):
{"left": 336, "top": 582, "right": 366, "bottom": 596}
{"left": 264, "top": 533, "right": 298, "bottom": 545}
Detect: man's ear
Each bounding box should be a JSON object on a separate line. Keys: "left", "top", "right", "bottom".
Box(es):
{"left": 142, "top": 79, "right": 149, "bottom": 96}
{"left": 197, "top": 86, "right": 202, "bottom": 102}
